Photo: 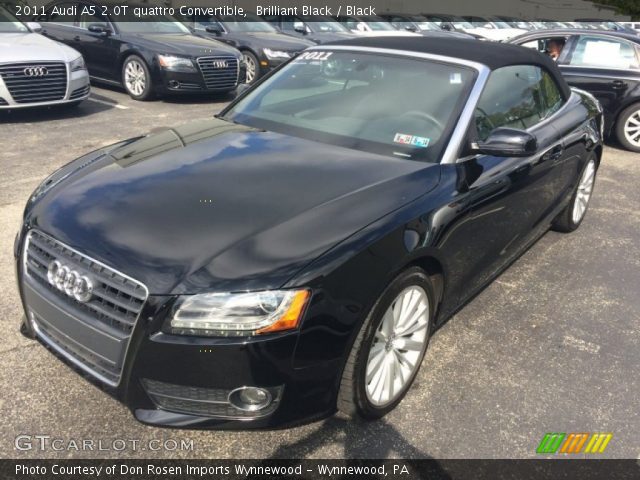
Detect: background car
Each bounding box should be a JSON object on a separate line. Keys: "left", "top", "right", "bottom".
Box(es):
{"left": 334, "top": 14, "right": 420, "bottom": 36}
{"left": 420, "top": 14, "right": 491, "bottom": 39}
{"left": 510, "top": 29, "right": 640, "bottom": 151}
{"left": 462, "top": 15, "right": 528, "bottom": 40}
{"left": 0, "top": 6, "right": 90, "bottom": 109}
{"left": 177, "top": 11, "right": 314, "bottom": 84}
{"left": 261, "top": 14, "right": 355, "bottom": 44}
{"left": 378, "top": 13, "right": 479, "bottom": 39}
{"left": 36, "top": 0, "right": 245, "bottom": 100}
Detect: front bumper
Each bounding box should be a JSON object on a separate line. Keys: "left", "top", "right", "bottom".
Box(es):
{"left": 0, "top": 65, "right": 90, "bottom": 109}
{"left": 155, "top": 61, "right": 246, "bottom": 95}
{"left": 16, "top": 229, "right": 341, "bottom": 429}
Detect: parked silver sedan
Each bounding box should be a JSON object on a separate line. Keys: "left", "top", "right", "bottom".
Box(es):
{"left": 0, "top": 6, "right": 90, "bottom": 109}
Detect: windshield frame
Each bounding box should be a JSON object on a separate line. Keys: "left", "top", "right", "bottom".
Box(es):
{"left": 221, "top": 46, "right": 486, "bottom": 164}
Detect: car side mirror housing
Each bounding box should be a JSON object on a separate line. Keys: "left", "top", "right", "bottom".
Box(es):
{"left": 88, "top": 23, "right": 111, "bottom": 35}
{"left": 205, "top": 26, "right": 223, "bottom": 35}
{"left": 405, "top": 25, "right": 418, "bottom": 32}
{"left": 470, "top": 128, "right": 538, "bottom": 157}
{"left": 441, "top": 24, "right": 452, "bottom": 31}
{"left": 27, "top": 22, "right": 43, "bottom": 33}
{"left": 294, "top": 25, "right": 308, "bottom": 34}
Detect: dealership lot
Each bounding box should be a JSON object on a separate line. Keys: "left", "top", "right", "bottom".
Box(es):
{"left": 1, "top": 86, "right": 638, "bottom": 459}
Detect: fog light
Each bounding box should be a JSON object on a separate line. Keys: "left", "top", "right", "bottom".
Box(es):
{"left": 228, "top": 387, "right": 272, "bottom": 412}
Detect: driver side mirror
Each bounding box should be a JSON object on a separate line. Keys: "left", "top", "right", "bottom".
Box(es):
{"left": 470, "top": 128, "right": 538, "bottom": 157}
{"left": 88, "top": 23, "right": 111, "bottom": 35}
{"left": 26, "top": 22, "right": 43, "bottom": 33}
{"left": 441, "top": 24, "right": 452, "bottom": 31}
{"left": 294, "top": 23, "right": 308, "bottom": 34}
{"left": 405, "top": 25, "right": 418, "bottom": 32}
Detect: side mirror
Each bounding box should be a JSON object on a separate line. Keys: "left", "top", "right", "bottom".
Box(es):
{"left": 441, "top": 24, "right": 452, "bottom": 31}
{"left": 405, "top": 25, "right": 418, "bottom": 32}
{"left": 470, "top": 128, "right": 538, "bottom": 157}
{"left": 294, "top": 24, "right": 307, "bottom": 34}
{"left": 27, "top": 22, "right": 43, "bottom": 33}
{"left": 88, "top": 23, "right": 111, "bottom": 35}
{"left": 205, "top": 25, "right": 223, "bottom": 35}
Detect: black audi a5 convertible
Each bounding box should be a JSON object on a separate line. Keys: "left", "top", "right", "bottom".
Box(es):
{"left": 16, "top": 37, "right": 603, "bottom": 429}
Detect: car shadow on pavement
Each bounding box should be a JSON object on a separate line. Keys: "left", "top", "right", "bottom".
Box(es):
{"left": 0, "top": 96, "right": 113, "bottom": 123}
{"left": 265, "top": 415, "right": 451, "bottom": 476}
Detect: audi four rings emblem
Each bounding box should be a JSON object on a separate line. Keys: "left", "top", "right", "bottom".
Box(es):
{"left": 46, "top": 260, "right": 94, "bottom": 303}
{"left": 23, "top": 67, "right": 48, "bottom": 77}
{"left": 212, "top": 60, "right": 228, "bottom": 69}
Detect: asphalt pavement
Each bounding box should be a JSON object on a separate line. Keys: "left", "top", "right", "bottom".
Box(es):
{"left": 1, "top": 86, "right": 638, "bottom": 459}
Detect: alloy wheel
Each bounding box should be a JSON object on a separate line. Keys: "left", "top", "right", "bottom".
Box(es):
{"left": 365, "top": 286, "right": 429, "bottom": 407}
{"left": 124, "top": 60, "right": 146, "bottom": 96}
{"left": 572, "top": 159, "right": 596, "bottom": 224}
{"left": 623, "top": 109, "right": 640, "bottom": 148}
{"left": 243, "top": 53, "right": 257, "bottom": 83}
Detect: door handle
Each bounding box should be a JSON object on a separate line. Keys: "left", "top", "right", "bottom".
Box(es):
{"left": 541, "top": 145, "right": 564, "bottom": 163}
{"left": 611, "top": 80, "right": 627, "bottom": 90}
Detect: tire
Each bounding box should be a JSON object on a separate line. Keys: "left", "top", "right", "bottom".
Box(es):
{"left": 552, "top": 155, "right": 598, "bottom": 233}
{"left": 242, "top": 51, "right": 260, "bottom": 84}
{"left": 122, "top": 55, "right": 154, "bottom": 101}
{"left": 337, "top": 267, "right": 435, "bottom": 419}
{"left": 615, "top": 103, "right": 640, "bottom": 152}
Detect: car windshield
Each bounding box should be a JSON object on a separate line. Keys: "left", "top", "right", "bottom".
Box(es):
{"left": 114, "top": 14, "right": 191, "bottom": 34}
{"left": 224, "top": 51, "right": 475, "bottom": 162}
{"left": 361, "top": 17, "right": 396, "bottom": 31}
{"left": 303, "top": 17, "right": 349, "bottom": 33}
{"left": 220, "top": 13, "right": 278, "bottom": 32}
{"left": 0, "top": 6, "right": 28, "bottom": 32}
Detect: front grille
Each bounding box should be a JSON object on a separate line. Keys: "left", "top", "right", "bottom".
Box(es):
{"left": 196, "top": 56, "right": 239, "bottom": 90}
{"left": 23, "top": 230, "right": 148, "bottom": 385}
{"left": 142, "top": 380, "right": 282, "bottom": 419}
{"left": 0, "top": 62, "right": 68, "bottom": 104}
{"left": 69, "top": 84, "right": 90, "bottom": 100}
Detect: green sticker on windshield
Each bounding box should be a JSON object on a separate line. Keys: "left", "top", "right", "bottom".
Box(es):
{"left": 394, "top": 133, "right": 430, "bottom": 148}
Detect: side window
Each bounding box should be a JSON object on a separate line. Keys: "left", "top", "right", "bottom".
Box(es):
{"left": 78, "top": 10, "right": 108, "bottom": 30}
{"left": 475, "top": 65, "right": 565, "bottom": 140}
{"left": 47, "top": 3, "right": 77, "bottom": 25}
{"left": 569, "top": 36, "right": 639, "bottom": 69}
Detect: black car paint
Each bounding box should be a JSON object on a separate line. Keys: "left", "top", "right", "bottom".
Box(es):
{"left": 179, "top": 14, "right": 314, "bottom": 80}
{"left": 260, "top": 15, "right": 355, "bottom": 44}
{"left": 37, "top": 0, "right": 243, "bottom": 94}
{"left": 510, "top": 29, "right": 640, "bottom": 136}
{"left": 16, "top": 49, "right": 603, "bottom": 429}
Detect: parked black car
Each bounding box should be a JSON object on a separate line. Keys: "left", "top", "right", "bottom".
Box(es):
{"left": 176, "top": 11, "right": 314, "bottom": 84}
{"left": 261, "top": 14, "right": 355, "bottom": 44}
{"left": 36, "top": 1, "right": 245, "bottom": 100}
{"left": 16, "top": 37, "right": 602, "bottom": 429}
{"left": 510, "top": 29, "right": 640, "bottom": 151}
{"left": 385, "top": 13, "right": 485, "bottom": 40}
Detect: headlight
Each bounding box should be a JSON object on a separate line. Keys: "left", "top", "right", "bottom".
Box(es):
{"left": 263, "top": 48, "right": 291, "bottom": 60}
{"left": 70, "top": 56, "right": 86, "bottom": 72}
{"left": 170, "top": 289, "right": 310, "bottom": 337}
{"left": 157, "top": 55, "right": 196, "bottom": 72}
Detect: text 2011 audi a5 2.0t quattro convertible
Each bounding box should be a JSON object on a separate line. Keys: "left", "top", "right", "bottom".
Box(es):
{"left": 15, "top": 37, "right": 603, "bottom": 429}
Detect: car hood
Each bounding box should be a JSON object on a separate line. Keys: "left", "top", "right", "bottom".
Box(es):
{"left": 238, "top": 31, "right": 314, "bottom": 50}
{"left": 124, "top": 33, "right": 240, "bottom": 57}
{"left": 27, "top": 118, "right": 439, "bottom": 294}
{"left": 0, "top": 32, "right": 80, "bottom": 62}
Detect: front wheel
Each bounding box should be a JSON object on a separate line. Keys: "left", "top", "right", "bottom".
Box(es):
{"left": 242, "top": 51, "right": 260, "bottom": 84}
{"left": 615, "top": 103, "right": 640, "bottom": 152}
{"left": 338, "top": 267, "right": 434, "bottom": 419}
{"left": 552, "top": 155, "right": 597, "bottom": 233}
{"left": 122, "top": 55, "right": 153, "bottom": 101}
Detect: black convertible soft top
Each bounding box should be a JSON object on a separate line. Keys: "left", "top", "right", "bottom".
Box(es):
{"left": 325, "top": 36, "right": 571, "bottom": 99}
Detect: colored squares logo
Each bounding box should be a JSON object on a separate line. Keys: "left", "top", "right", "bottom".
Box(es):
{"left": 537, "top": 433, "right": 612, "bottom": 454}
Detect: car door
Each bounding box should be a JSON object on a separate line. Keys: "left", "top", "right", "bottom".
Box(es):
{"left": 38, "top": 1, "right": 78, "bottom": 45}
{"left": 74, "top": 6, "right": 119, "bottom": 80}
{"left": 443, "top": 65, "right": 574, "bottom": 304}
{"left": 559, "top": 34, "right": 640, "bottom": 128}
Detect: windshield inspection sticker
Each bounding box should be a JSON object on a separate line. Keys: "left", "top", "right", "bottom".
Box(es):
{"left": 394, "top": 133, "right": 430, "bottom": 148}
{"left": 450, "top": 72, "right": 462, "bottom": 84}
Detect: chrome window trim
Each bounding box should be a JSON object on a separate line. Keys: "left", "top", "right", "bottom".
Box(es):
{"left": 304, "top": 45, "right": 491, "bottom": 165}
{"left": 22, "top": 229, "right": 149, "bottom": 387}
